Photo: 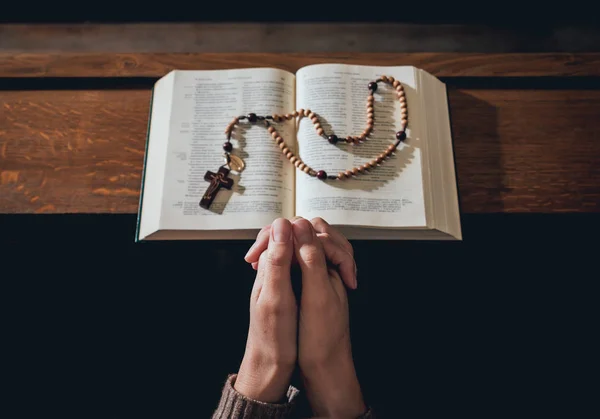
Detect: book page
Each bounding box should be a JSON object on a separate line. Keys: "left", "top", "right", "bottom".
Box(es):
{"left": 295, "top": 64, "right": 426, "bottom": 228}
{"left": 158, "top": 68, "right": 296, "bottom": 231}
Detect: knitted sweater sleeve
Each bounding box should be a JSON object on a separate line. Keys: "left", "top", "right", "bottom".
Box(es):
{"left": 212, "top": 374, "right": 375, "bottom": 419}
{"left": 212, "top": 375, "right": 299, "bottom": 419}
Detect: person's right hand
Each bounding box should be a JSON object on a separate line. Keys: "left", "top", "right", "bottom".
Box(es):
{"left": 292, "top": 218, "right": 367, "bottom": 418}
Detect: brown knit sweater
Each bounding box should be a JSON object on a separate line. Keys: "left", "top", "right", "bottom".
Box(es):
{"left": 212, "top": 375, "right": 374, "bottom": 419}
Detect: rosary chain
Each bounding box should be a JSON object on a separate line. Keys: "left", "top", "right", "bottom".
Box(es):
{"left": 222, "top": 75, "right": 408, "bottom": 180}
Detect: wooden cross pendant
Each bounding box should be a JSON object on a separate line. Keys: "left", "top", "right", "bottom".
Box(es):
{"left": 200, "top": 166, "right": 234, "bottom": 209}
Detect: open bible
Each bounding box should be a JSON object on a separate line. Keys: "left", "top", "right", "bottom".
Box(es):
{"left": 136, "top": 64, "right": 461, "bottom": 241}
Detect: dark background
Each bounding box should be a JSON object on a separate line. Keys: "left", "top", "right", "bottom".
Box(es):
{"left": 2, "top": 7, "right": 599, "bottom": 418}
{"left": 2, "top": 213, "right": 598, "bottom": 418}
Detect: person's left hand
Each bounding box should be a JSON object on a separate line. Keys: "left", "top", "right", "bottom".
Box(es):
{"left": 244, "top": 217, "right": 357, "bottom": 290}
{"left": 234, "top": 218, "right": 298, "bottom": 403}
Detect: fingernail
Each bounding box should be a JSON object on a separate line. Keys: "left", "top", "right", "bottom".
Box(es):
{"left": 271, "top": 218, "right": 292, "bottom": 243}
{"left": 292, "top": 219, "right": 313, "bottom": 244}
{"left": 244, "top": 242, "right": 257, "bottom": 260}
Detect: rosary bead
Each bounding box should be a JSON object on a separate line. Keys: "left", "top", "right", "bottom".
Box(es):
{"left": 286, "top": 151, "right": 293, "bottom": 159}
{"left": 279, "top": 142, "right": 286, "bottom": 150}
{"left": 388, "top": 144, "right": 397, "bottom": 152}
{"left": 388, "top": 76, "right": 395, "bottom": 84}
{"left": 268, "top": 126, "right": 275, "bottom": 133}
{"left": 295, "top": 160, "right": 302, "bottom": 168}
{"left": 338, "top": 172, "right": 346, "bottom": 179}
{"left": 291, "top": 156, "right": 298, "bottom": 164}
{"left": 346, "top": 137, "right": 353, "bottom": 144}
{"left": 304, "top": 109, "right": 312, "bottom": 117}
{"left": 297, "top": 109, "right": 304, "bottom": 117}
{"left": 317, "top": 128, "right": 324, "bottom": 136}
{"left": 282, "top": 147, "right": 289, "bottom": 154}
{"left": 396, "top": 131, "right": 406, "bottom": 141}
{"left": 367, "top": 118, "right": 374, "bottom": 125}
{"left": 317, "top": 170, "right": 327, "bottom": 180}
{"left": 247, "top": 113, "right": 257, "bottom": 123}
{"left": 368, "top": 82, "right": 377, "bottom": 92}
{"left": 303, "top": 166, "right": 310, "bottom": 174}
{"left": 393, "top": 80, "right": 400, "bottom": 88}
{"left": 401, "top": 118, "right": 408, "bottom": 126}
{"left": 352, "top": 167, "right": 359, "bottom": 175}
{"left": 345, "top": 169, "right": 354, "bottom": 177}
{"left": 380, "top": 75, "right": 389, "bottom": 82}
{"left": 328, "top": 135, "right": 338, "bottom": 144}
{"left": 271, "top": 132, "right": 278, "bottom": 139}
{"left": 292, "top": 110, "right": 299, "bottom": 117}
{"left": 223, "top": 142, "right": 233, "bottom": 152}
{"left": 299, "top": 163, "right": 306, "bottom": 171}
{"left": 367, "top": 105, "right": 374, "bottom": 114}
{"left": 311, "top": 116, "right": 319, "bottom": 123}
{"left": 285, "top": 113, "right": 293, "bottom": 120}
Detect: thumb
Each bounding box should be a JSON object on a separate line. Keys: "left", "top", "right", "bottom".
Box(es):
{"left": 257, "top": 218, "right": 294, "bottom": 302}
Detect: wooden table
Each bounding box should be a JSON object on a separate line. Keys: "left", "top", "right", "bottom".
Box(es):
{"left": 1, "top": 53, "right": 598, "bottom": 419}
{"left": 1, "top": 52, "right": 599, "bottom": 215}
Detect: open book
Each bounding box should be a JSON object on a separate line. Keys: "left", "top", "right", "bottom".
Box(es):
{"left": 136, "top": 64, "right": 461, "bottom": 241}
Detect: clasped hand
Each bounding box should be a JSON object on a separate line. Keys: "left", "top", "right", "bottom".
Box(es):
{"left": 235, "top": 217, "right": 366, "bottom": 418}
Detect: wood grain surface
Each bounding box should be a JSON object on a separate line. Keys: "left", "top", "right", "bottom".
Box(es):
{"left": 1, "top": 87, "right": 598, "bottom": 214}
{"left": 1, "top": 53, "right": 600, "bottom": 78}
{"left": 2, "top": 23, "right": 599, "bottom": 53}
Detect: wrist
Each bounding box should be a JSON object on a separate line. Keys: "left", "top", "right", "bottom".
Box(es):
{"left": 234, "top": 354, "right": 295, "bottom": 403}
{"left": 302, "top": 355, "right": 366, "bottom": 418}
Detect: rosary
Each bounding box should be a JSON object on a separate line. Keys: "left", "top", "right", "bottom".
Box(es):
{"left": 200, "top": 75, "right": 408, "bottom": 209}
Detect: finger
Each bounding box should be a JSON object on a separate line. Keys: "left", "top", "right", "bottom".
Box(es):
{"left": 310, "top": 217, "right": 354, "bottom": 256}
{"left": 328, "top": 268, "right": 347, "bottom": 302}
{"left": 257, "top": 218, "right": 294, "bottom": 302}
{"left": 320, "top": 234, "right": 357, "bottom": 289}
{"left": 244, "top": 225, "right": 271, "bottom": 263}
{"left": 292, "top": 218, "right": 331, "bottom": 297}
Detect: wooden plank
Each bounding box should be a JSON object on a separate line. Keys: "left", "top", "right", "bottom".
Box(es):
{"left": 1, "top": 53, "right": 600, "bottom": 78}
{"left": 2, "top": 23, "right": 598, "bottom": 53}
{"left": 1, "top": 88, "right": 599, "bottom": 214}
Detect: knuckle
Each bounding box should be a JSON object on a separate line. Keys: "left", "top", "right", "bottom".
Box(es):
{"left": 310, "top": 217, "right": 328, "bottom": 230}
{"left": 257, "top": 298, "right": 285, "bottom": 319}
{"left": 267, "top": 248, "right": 289, "bottom": 268}
{"left": 319, "top": 232, "right": 333, "bottom": 242}
{"left": 300, "top": 246, "right": 324, "bottom": 267}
